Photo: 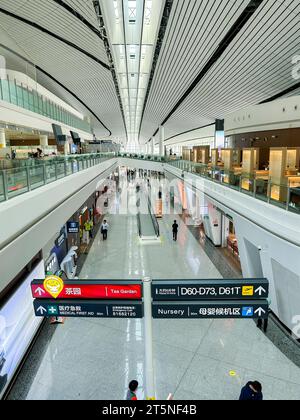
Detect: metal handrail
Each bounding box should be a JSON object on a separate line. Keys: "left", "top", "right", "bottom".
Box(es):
{"left": 147, "top": 194, "right": 160, "bottom": 237}
{"left": 117, "top": 154, "right": 299, "bottom": 215}
{"left": 0, "top": 152, "right": 116, "bottom": 203}
{"left": 137, "top": 212, "right": 142, "bottom": 238}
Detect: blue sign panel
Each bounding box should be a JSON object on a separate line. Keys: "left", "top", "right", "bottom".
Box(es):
{"left": 67, "top": 222, "right": 80, "bottom": 234}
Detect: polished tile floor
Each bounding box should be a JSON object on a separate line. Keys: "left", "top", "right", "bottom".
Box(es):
{"left": 8, "top": 176, "right": 300, "bottom": 400}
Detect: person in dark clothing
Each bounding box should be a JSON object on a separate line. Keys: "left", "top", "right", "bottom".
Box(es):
{"left": 172, "top": 220, "right": 179, "bottom": 241}
{"left": 257, "top": 317, "right": 268, "bottom": 332}
{"left": 257, "top": 298, "right": 271, "bottom": 333}
{"left": 126, "top": 380, "right": 138, "bottom": 401}
{"left": 239, "top": 381, "right": 263, "bottom": 400}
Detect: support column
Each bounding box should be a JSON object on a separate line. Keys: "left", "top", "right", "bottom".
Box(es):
{"left": 143, "top": 277, "right": 155, "bottom": 400}
{"left": 159, "top": 125, "right": 164, "bottom": 156}
{"left": 151, "top": 137, "right": 154, "bottom": 155}
{"left": 64, "top": 141, "right": 70, "bottom": 155}
{"left": 0, "top": 129, "right": 6, "bottom": 149}
{"left": 215, "top": 119, "right": 225, "bottom": 149}
{"left": 39, "top": 134, "right": 48, "bottom": 147}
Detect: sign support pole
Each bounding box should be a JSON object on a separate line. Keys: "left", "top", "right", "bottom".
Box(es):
{"left": 143, "top": 277, "right": 155, "bottom": 400}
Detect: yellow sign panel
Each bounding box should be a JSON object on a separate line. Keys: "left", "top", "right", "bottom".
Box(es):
{"left": 44, "top": 275, "right": 64, "bottom": 299}
{"left": 242, "top": 286, "right": 254, "bottom": 296}
{"left": 229, "top": 371, "right": 237, "bottom": 377}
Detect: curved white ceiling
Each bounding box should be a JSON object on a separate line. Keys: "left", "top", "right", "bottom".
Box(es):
{"left": 0, "top": 0, "right": 126, "bottom": 139}
{"left": 0, "top": 0, "right": 300, "bottom": 145}
{"left": 140, "top": 0, "right": 300, "bottom": 142}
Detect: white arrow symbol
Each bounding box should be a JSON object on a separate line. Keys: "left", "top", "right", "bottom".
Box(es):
{"left": 37, "top": 306, "right": 47, "bottom": 315}
{"left": 255, "top": 286, "right": 266, "bottom": 296}
{"left": 255, "top": 307, "right": 266, "bottom": 317}
{"left": 35, "top": 287, "right": 45, "bottom": 296}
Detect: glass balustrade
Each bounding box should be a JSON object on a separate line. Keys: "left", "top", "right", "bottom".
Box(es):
{"left": 0, "top": 78, "right": 91, "bottom": 133}
{"left": 116, "top": 154, "right": 300, "bottom": 215}
{"left": 2, "top": 152, "right": 299, "bottom": 214}
{"left": 0, "top": 153, "right": 115, "bottom": 202}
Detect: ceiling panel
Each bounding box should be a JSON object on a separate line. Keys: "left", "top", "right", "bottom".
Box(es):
{"left": 164, "top": 0, "right": 300, "bottom": 137}
{"left": 0, "top": 0, "right": 108, "bottom": 64}
{"left": 140, "top": 0, "right": 300, "bottom": 142}
{"left": 0, "top": 4, "right": 126, "bottom": 140}
{"left": 140, "top": 0, "right": 250, "bottom": 142}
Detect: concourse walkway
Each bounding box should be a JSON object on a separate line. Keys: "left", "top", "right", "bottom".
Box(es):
{"left": 7, "top": 175, "right": 300, "bottom": 401}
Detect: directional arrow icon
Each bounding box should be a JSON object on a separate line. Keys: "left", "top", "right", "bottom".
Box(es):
{"left": 255, "top": 307, "right": 266, "bottom": 317}
{"left": 35, "top": 287, "right": 46, "bottom": 296}
{"left": 37, "top": 306, "right": 47, "bottom": 315}
{"left": 255, "top": 286, "right": 266, "bottom": 296}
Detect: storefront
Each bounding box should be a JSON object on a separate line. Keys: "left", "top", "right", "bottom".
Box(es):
{"left": 224, "top": 217, "right": 240, "bottom": 261}
{"left": 66, "top": 192, "right": 99, "bottom": 255}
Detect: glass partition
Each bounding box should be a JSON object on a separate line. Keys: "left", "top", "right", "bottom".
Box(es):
{"left": 116, "top": 154, "right": 300, "bottom": 215}
{"left": 0, "top": 153, "right": 115, "bottom": 202}
{"left": 0, "top": 77, "right": 91, "bottom": 133}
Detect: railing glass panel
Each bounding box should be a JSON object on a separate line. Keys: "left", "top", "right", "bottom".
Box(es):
{"left": 0, "top": 78, "right": 92, "bottom": 133}
{"left": 116, "top": 154, "right": 300, "bottom": 215}
{"left": 0, "top": 153, "right": 116, "bottom": 202}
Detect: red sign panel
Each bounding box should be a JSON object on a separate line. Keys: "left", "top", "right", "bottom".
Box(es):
{"left": 31, "top": 283, "right": 142, "bottom": 300}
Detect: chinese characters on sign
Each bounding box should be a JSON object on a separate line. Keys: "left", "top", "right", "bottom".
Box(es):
{"left": 33, "top": 300, "right": 144, "bottom": 319}
{"left": 152, "top": 301, "right": 269, "bottom": 319}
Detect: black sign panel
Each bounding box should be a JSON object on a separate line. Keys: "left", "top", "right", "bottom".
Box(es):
{"left": 152, "top": 300, "right": 269, "bottom": 319}
{"left": 67, "top": 222, "right": 80, "bottom": 234}
{"left": 152, "top": 279, "right": 269, "bottom": 301}
{"left": 33, "top": 300, "right": 143, "bottom": 319}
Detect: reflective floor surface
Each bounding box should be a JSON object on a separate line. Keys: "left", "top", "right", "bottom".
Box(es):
{"left": 7, "top": 174, "right": 300, "bottom": 400}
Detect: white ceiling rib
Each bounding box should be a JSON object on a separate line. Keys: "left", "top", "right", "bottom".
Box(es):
{"left": 0, "top": 1, "right": 127, "bottom": 140}
{"left": 140, "top": 0, "right": 250, "bottom": 142}
{"left": 164, "top": 0, "right": 300, "bottom": 137}
{"left": 0, "top": 0, "right": 108, "bottom": 64}
{"left": 1, "top": 0, "right": 300, "bottom": 147}
{"left": 141, "top": 0, "right": 300, "bottom": 141}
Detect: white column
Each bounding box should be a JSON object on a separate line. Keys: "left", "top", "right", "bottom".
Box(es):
{"left": 143, "top": 277, "right": 156, "bottom": 400}
{"left": 159, "top": 125, "right": 164, "bottom": 156}
{"left": 39, "top": 135, "right": 48, "bottom": 147}
{"left": 0, "top": 129, "right": 6, "bottom": 148}
{"left": 151, "top": 137, "right": 154, "bottom": 155}
{"left": 64, "top": 141, "right": 70, "bottom": 155}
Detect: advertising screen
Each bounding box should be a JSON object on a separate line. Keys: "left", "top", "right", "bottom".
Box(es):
{"left": 0, "top": 260, "right": 45, "bottom": 398}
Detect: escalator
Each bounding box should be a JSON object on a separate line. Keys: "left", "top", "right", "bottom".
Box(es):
{"left": 136, "top": 184, "right": 160, "bottom": 241}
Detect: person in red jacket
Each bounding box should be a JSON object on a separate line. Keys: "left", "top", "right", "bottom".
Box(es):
{"left": 126, "top": 380, "right": 138, "bottom": 400}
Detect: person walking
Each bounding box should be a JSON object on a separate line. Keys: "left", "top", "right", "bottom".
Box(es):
{"left": 239, "top": 381, "right": 263, "bottom": 400}
{"left": 172, "top": 220, "right": 179, "bottom": 242}
{"left": 101, "top": 220, "right": 109, "bottom": 241}
{"left": 126, "top": 380, "right": 138, "bottom": 401}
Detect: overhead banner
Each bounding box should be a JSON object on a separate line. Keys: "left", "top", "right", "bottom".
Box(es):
{"left": 151, "top": 279, "right": 269, "bottom": 300}
{"left": 152, "top": 300, "right": 269, "bottom": 319}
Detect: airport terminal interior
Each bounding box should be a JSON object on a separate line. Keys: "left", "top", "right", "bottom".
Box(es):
{"left": 1, "top": 0, "right": 300, "bottom": 401}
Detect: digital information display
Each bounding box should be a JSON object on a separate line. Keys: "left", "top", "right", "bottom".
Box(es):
{"left": 152, "top": 279, "right": 269, "bottom": 300}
